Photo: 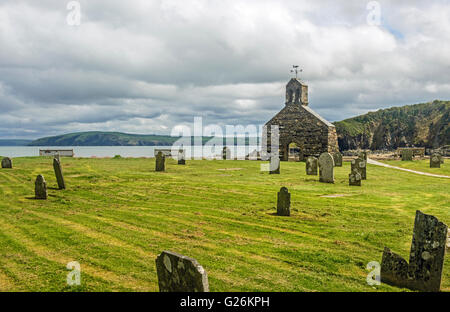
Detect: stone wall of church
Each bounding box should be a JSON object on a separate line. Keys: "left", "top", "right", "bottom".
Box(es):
{"left": 265, "top": 104, "right": 338, "bottom": 158}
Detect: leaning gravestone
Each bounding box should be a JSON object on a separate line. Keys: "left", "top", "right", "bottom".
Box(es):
{"left": 351, "top": 157, "right": 366, "bottom": 180}
{"left": 155, "top": 151, "right": 165, "bottom": 172}
{"left": 1, "top": 157, "right": 12, "bottom": 169}
{"left": 178, "top": 150, "right": 186, "bottom": 165}
{"left": 318, "top": 152, "right": 334, "bottom": 183}
{"left": 35, "top": 174, "right": 48, "bottom": 200}
{"left": 333, "top": 152, "right": 343, "bottom": 167}
{"left": 430, "top": 154, "right": 441, "bottom": 168}
{"left": 53, "top": 158, "right": 66, "bottom": 190}
{"left": 155, "top": 251, "right": 209, "bottom": 292}
{"left": 306, "top": 156, "right": 318, "bottom": 175}
{"left": 269, "top": 156, "right": 280, "bottom": 174}
{"left": 349, "top": 170, "right": 362, "bottom": 186}
{"left": 381, "top": 210, "right": 448, "bottom": 292}
{"left": 401, "top": 150, "right": 413, "bottom": 161}
{"left": 277, "top": 187, "right": 291, "bottom": 216}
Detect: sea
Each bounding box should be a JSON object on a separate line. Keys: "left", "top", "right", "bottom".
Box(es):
{"left": 0, "top": 146, "right": 260, "bottom": 158}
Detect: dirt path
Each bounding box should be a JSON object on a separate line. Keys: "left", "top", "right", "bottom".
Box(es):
{"left": 367, "top": 159, "right": 450, "bottom": 179}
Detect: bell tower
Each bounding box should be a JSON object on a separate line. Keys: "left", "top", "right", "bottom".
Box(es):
{"left": 285, "top": 78, "right": 308, "bottom": 106}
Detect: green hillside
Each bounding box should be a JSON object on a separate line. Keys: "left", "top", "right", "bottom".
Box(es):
{"left": 29, "top": 132, "right": 186, "bottom": 146}
{"left": 0, "top": 140, "right": 32, "bottom": 146}
{"left": 334, "top": 100, "right": 450, "bottom": 151}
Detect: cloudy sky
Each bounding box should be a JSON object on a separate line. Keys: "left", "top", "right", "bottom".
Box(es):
{"left": 1, "top": 0, "right": 449, "bottom": 139}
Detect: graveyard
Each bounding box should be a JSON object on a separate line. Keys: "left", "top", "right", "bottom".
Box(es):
{"left": 0, "top": 156, "right": 448, "bottom": 291}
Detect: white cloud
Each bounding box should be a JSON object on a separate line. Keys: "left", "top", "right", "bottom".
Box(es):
{"left": 0, "top": 0, "right": 449, "bottom": 138}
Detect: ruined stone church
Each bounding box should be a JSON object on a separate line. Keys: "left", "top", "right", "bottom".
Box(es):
{"left": 264, "top": 78, "right": 339, "bottom": 160}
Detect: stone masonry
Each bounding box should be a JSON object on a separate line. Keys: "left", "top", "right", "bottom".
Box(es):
{"left": 264, "top": 78, "right": 339, "bottom": 161}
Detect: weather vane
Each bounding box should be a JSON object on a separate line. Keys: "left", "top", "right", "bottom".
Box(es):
{"left": 290, "top": 65, "right": 302, "bottom": 79}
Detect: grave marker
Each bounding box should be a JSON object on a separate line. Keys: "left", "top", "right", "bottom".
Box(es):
{"left": 1, "top": 157, "right": 12, "bottom": 169}
{"left": 155, "top": 151, "right": 165, "bottom": 172}
{"left": 35, "top": 175, "right": 48, "bottom": 200}
{"left": 381, "top": 210, "right": 448, "bottom": 292}
{"left": 155, "top": 251, "right": 209, "bottom": 292}
{"left": 333, "top": 152, "right": 343, "bottom": 167}
{"left": 178, "top": 150, "right": 186, "bottom": 165}
{"left": 53, "top": 158, "right": 66, "bottom": 190}
{"left": 277, "top": 187, "right": 291, "bottom": 216}
{"left": 318, "top": 152, "right": 334, "bottom": 183}
{"left": 349, "top": 170, "right": 362, "bottom": 186}
{"left": 351, "top": 157, "right": 366, "bottom": 180}
{"left": 430, "top": 154, "right": 441, "bottom": 168}
{"left": 269, "top": 156, "right": 280, "bottom": 174}
{"left": 401, "top": 150, "right": 413, "bottom": 161}
{"left": 306, "top": 156, "right": 318, "bottom": 175}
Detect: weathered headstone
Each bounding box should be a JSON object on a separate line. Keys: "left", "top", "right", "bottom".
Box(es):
{"left": 155, "top": 251, "right": 209, "bottom": 292}
{"left": 430, "top": 154, "right": 441, "bottom": 168}
{"left": 318, "top": 152, "right": 334, "bottom": 183}
{"left": 401, "top": 149, "right": 413, "bottom": 161}
{"left": 348, "top": 170, "right": 362, "bottom": 186}
{"left": 333, "top": 152, "right": 343, "bottom": 167}
{"left": 269, "top": 156, "right": 280, "bottom": 174}
{"left": 277, "top": 187, "right": 291, "bottom": 216}
{"left": 178, "top": 150, "right": 186, "bottom": 165}
{"left": 1, "top": 157, "right": 12, "bottom": 169}
{"left": 222, "top": 147, "right": 231, "bottom": 160}
{"left": 306, "top": 156, "right": 318, "bottom": 175}
{"left": 53, "top": 158, "right": 66, "bottom": 190}
{"left": 155, "top": 151, "right": 165, "bottom": 172}
{"left": 35, "top": 174, "right": 48, "bottom": 200}
{"left": 351, "top": 157, "right": 366, "bottom": 180}
{"left": 381, "top": 210, "right": 448, "bottom": 292}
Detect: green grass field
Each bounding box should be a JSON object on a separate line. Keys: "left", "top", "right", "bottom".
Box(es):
{"left": 0, "top": 157, "right": 449, "bottom": 292}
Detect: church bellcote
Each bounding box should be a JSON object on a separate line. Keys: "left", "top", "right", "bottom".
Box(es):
{"left": 285, "top": 78, "right": 308, "bottom": 106}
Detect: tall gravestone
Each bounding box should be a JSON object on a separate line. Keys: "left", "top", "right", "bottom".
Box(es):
{"left": 349, "top": 170, "right": 362, "bottom": 186}
{"left": 155, "top": 251, "right": 209, "bottom": 292}
{"left": 178, "top": 150, "right": 186, "bottom": 165}
{"left": 155, "top": 151, "right": 165, "bottom": 172}
{"left": 318, "top": 152, "right": 334, "bottom": 183}
{"left": 306, "top": 156, "right": 318, "bottom": 175}
{"left": 351, "top": 157, "right": 366, "bottom": 180}
{"left": 35, "top": 175, "right": 48, "bottom": 200}
{"left": 277, "top": 187, "right": 291, "bottom": 216}
{"left": 53, "top": 158, "right": 66, "bottom": 190}
{"left": 1, "top": 157, "right": 12, "bottom": 169}
{"left": 430, "top": 154, "right": 441, "bottom": 168}
{"left": 381, "top": 210, "right": 448, "bottom": 292}
{"left": 269, "top": 156, "right": 280, "bottom": 174}
{"left": 401, "top": 150, "right": 413, "bottom": 161}
{"left": 333, "top": 152, "right": 343, "bottom": 167}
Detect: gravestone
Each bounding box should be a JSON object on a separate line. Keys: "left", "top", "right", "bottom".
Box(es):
{"left": 155, "top": 251, "right": 209, "bottom": 292}
{"left": 381, "top": 210, "right": 448, "bottom": 292}
{"left": 359, "top": 151, "right": 368, "bottom": 161}
{"left": 306, "top": 156, "right": 318, "bottom": 175}
{"left": 318, "top": 152, "right": 334, "bottom": 183}
{"left": 269, "top": 156, "right": 280, "bottom": 174}
{"left": 222, "top": 147, "right": 231, "bottom": 160}
{"left": 401, "top": 150, "right": 413, "bottom": 161}
{"left": 351, "top": 157, "right": 366, "bottom": 180}
{"left": 155, "top": 151, "right": 165, "bottom": 172}
{"left": 277, "top": 187, "right": 291, "bottom": 216}
{"left": 348, "top": 170, "right": 362, "bottom": 186}
{"left": 1, "top": 157, "right": 12, "bottom": 169}
{"left": 35, "top": 175, "right": 48, "bottom": 200}
{"left": 53, "top": 158, "right": 66, "bottom": 190}
{"left": 430, "top": 154, "right": 441, "bottom": 168}
{"left": 333, "top": 152, "right": 343, "bottom": 167}
{"left": 178, "top": 150, "right": 186, "bottom": 165}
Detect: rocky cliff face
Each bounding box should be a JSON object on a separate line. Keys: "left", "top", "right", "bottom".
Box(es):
{"left": 334, "top": 100, "right": 450, "bottom": 151}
